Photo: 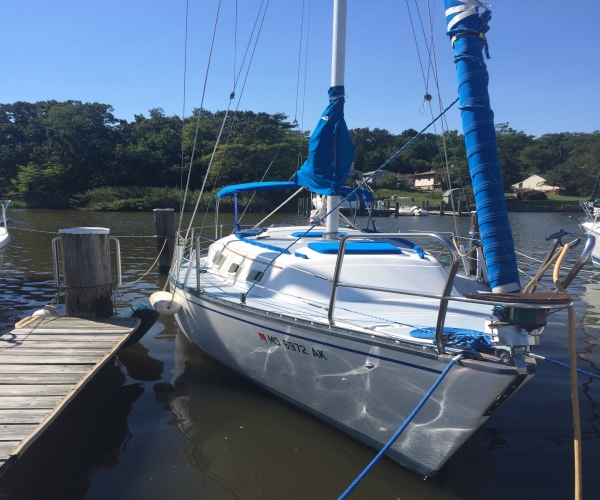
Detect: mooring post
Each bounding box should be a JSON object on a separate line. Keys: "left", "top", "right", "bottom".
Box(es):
{"left": 59, "top": 227, "right": 113, "bottom": 318}
{"left": 394, "top": 202, "right": 400, "bottom": 217}
{"left": 153, "top": 208, "right": 175, "bottom": 274}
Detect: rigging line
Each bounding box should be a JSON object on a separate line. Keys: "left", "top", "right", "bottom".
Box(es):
{"left": 405, "top": 0, "right": 428, "bottom": 91}
{"left": 424, "top": 0, "right": 462, "bottom": 237}
{"left": 242, "top": 98, "right": 460, "bottom": 299}
{"left": 178, "top": 0, "right": 223, "bottom": 237}
{"left": 184, "top": 103, "right": 234, "bottom": 243}
{"left": 195, "top": 0, "right": 271, "bottom": 231}
{"left": 297, "top": 0, "right": 312, "bottom": 170}
{"left": 238, "top": 143, "right": 285, "bottom": 223}
{"left": 414, "top": 0, "right": 433, "bottom": 91}
{"left": 179, "top": 0, "right": 190, "bottom": 214}
{"left": 198, "top": 0, "right": 272, "bottom": 231}
{"left": 293, "top": 0, "right": 306, "bottom": 124}
{"left": 233, "top": 0, "right": 269, "bottom": 91}
{"left": 233, "top": 0, "right": 238, "bottom": 90}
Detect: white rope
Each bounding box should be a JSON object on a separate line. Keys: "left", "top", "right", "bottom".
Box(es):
{"left": 445, "top": 0, "right": 490, "bottom": 32}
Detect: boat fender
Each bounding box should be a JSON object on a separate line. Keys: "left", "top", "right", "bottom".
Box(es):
{"left": 32, "top": 305, "right": 60, "bottom": 317}
{"left": 149, "top": 291, "right": 182, "bottom": 315}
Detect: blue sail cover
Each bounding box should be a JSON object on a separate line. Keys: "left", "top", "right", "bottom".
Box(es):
{"left": 444, "top": 0, "right": 520, "bottom": 292}
{"left": 295, "top": 86, "right": 355, "bottom": 196}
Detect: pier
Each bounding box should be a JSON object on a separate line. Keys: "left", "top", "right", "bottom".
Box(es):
{"left": 0, "top": 316, "right": 140, "bottom": 474}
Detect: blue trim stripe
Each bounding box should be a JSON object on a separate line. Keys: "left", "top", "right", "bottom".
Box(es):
{"left": 187, "top": 295, "right": 443, "bottom": 375}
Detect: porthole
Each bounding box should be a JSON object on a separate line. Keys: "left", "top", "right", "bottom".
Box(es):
{"left": 228, "top": 263, "right": 241, "bottom": 275}
{"left": 247, "top": 269, "right": 264, "bottom": 283}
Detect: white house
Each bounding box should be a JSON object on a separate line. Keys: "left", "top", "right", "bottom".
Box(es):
{"left": 398, "top": 171, "right": 439, "bottom": 191}
{"left": 512, "top": 174, "right": 564, "bottom": 194}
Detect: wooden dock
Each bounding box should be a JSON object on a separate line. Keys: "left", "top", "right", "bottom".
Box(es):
{"left": 0, "top": 316, "right": 140, "bottom": 474}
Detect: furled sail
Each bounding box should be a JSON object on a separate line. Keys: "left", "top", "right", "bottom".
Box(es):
{"left": 295, "top": 86, "right": 355, "bottom": 196}
{"left": 445, "top": 0, "right": 521, "bottom": 293}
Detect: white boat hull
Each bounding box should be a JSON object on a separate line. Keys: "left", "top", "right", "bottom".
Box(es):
{"left": 0, "top": 228, "right": 10, "bottom": 268}
{"left": 172, "top": 283, "right": 534, "bottom": 476}
{"left": 582, "top": 221, "right": 600, "bottom": 267}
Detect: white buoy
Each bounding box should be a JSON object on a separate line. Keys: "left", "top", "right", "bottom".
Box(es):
{"left": 149, "top": 291, "right": 182, "bottom": 315}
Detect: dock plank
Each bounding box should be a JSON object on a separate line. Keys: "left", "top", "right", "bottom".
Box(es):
{"left": 0, "top": 356, "right": 101, "bottom": 364}
{"left": 0, "top": 373, "right": 83, "bottom": 384}
{"left": 0, "top": 364, "right": 91, "bottom": 374}
{"left": 0, "top": 442, "right": 19, "bottom": 458}
{"left": 0, "top": 410, "right": 54, "bottom": 424}
{"left": 0, "top": 396, "right": 63, "bottom": 409}
{"left": 0, "top": 348, "right": 118, "bottom": 355}
{"left": 0, "top": 385, "right": 73, "bottom": 397}
{"left": 0, "top": 335, "right": 125, "bottom": 343}
{"left": 0, "top": 316, "right": 140, "bottom": 470}
{"left": 0, "top": 425, "right": 38, "bottom": 441}
{"left": 0, "top": 341, "right": 118, "bottom": 349}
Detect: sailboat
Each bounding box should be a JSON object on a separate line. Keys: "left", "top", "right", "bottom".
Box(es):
{"left": 0, "top": 200, "right": 10, "bottom": 268}
{"left": 164, "top": 0, "right": 592, "bottom": 476}
{"left": 580, "top": 173, "right": 600, "bottom": 267}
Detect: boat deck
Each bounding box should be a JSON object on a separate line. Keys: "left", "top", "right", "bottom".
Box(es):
{"left": 178, "top": 226, "right": 494, "bottom": 343}
{"left": 0, "top": 316, "right": 140, "bottom": 474}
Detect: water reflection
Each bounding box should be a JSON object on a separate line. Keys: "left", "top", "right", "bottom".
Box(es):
{"left": 0, "top": 363, "right": 144, "bottom": 500}
{"left": 0, "top": 209, "right": 599, "bottom": 499}
{"left": 154, "top": 332, "right": 487, "bottom": 500}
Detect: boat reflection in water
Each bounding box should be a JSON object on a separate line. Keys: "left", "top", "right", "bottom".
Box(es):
{"left": 154, "top": 332, "right": 498, "bottom": 500}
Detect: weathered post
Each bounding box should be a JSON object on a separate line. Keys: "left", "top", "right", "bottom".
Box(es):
{"left": 439, "top": 201, "right": 444, "bottom": 216}
{"left": 394, "top": 202, "right": 400, "bottom": 216}
{"left": 60, "top": 227, "right": 113, "bottom": 318}
{"left": 154, "top": 208, "right": 175, "bottom": 274}
{"left": 467, "top": 211, "right": 480, "bottom": 276}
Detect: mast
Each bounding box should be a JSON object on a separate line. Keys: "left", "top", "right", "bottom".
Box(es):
{"left": 324, "top": 0, "right": 348, "bottom": 239}
{"left": 444, "top": 0, "right": 520, "bottom": 293}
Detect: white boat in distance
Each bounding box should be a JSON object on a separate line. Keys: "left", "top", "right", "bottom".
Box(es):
{"left": 580, "top": 174, "right": 600, "bottom": 267}
{"left": 166, "top": 1, "right": 592, "bottom": 476}
{"left": 0, "top": 200, "right": 11, "bottom": 268}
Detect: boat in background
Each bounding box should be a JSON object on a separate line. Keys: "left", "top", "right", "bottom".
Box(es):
{"left": 580, "top": 174, "right": 600, "bottom": 266}
{"left": 0, "top": 200, "right": 11, "bottom": 267}
{"left": 163, "top": 0, "right": 593, "bottom": 477}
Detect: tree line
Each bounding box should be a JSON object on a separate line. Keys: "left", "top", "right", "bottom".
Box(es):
{"left": 1, "top": 100, "right": 598, "bottom": 209}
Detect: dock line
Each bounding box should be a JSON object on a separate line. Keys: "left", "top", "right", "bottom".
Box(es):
{"left": 337, "top": 353, "right": 463, "bottom": 499}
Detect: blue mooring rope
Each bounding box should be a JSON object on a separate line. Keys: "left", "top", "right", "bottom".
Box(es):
{"left": 527, "top": 353, "right": 600, "bottom": 381}
{"left": 337, "top": 353, "right": 463, "bottom": 500}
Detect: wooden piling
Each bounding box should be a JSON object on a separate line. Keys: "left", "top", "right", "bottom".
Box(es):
{"left": 59, "top": 227, "right": 113, "bottom": 318}
{"left": 153, "top": 208, "right": 175, "bottom": 274}
{"left": 394, "top": 202, "right": 400, "bottom": 217}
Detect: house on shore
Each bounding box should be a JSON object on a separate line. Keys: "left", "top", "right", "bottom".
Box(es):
{"left": 399, "top": 170, "right": 439, "bottom": 191}
{"left": 511, "top": 174, "right": 565, "bottom": 194}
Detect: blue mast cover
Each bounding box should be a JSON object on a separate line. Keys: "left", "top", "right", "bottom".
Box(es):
{"left": 295, "top": 86, "right": 355, "bottom": 196}
{"left": 444, "top": 0, "right": 520, "bottom": 293}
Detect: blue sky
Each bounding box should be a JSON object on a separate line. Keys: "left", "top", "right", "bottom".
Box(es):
{"left": 1, "top": 1, "right": 598, "bottom": 138}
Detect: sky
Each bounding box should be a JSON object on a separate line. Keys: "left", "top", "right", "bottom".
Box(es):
{"left": 1, "top": 0, "right": 599, "bottom": 138}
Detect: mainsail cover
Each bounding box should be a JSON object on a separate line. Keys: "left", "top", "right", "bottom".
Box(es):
{"left": 445, "top": 0, "right": 521, "bottom": 293}
{"left": 295, "top": 86, "right": 355, "bottom": 196}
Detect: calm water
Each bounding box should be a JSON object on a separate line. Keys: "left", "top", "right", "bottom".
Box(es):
{"left": 0, "top": 209, "right": 599, "bottom": 500}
